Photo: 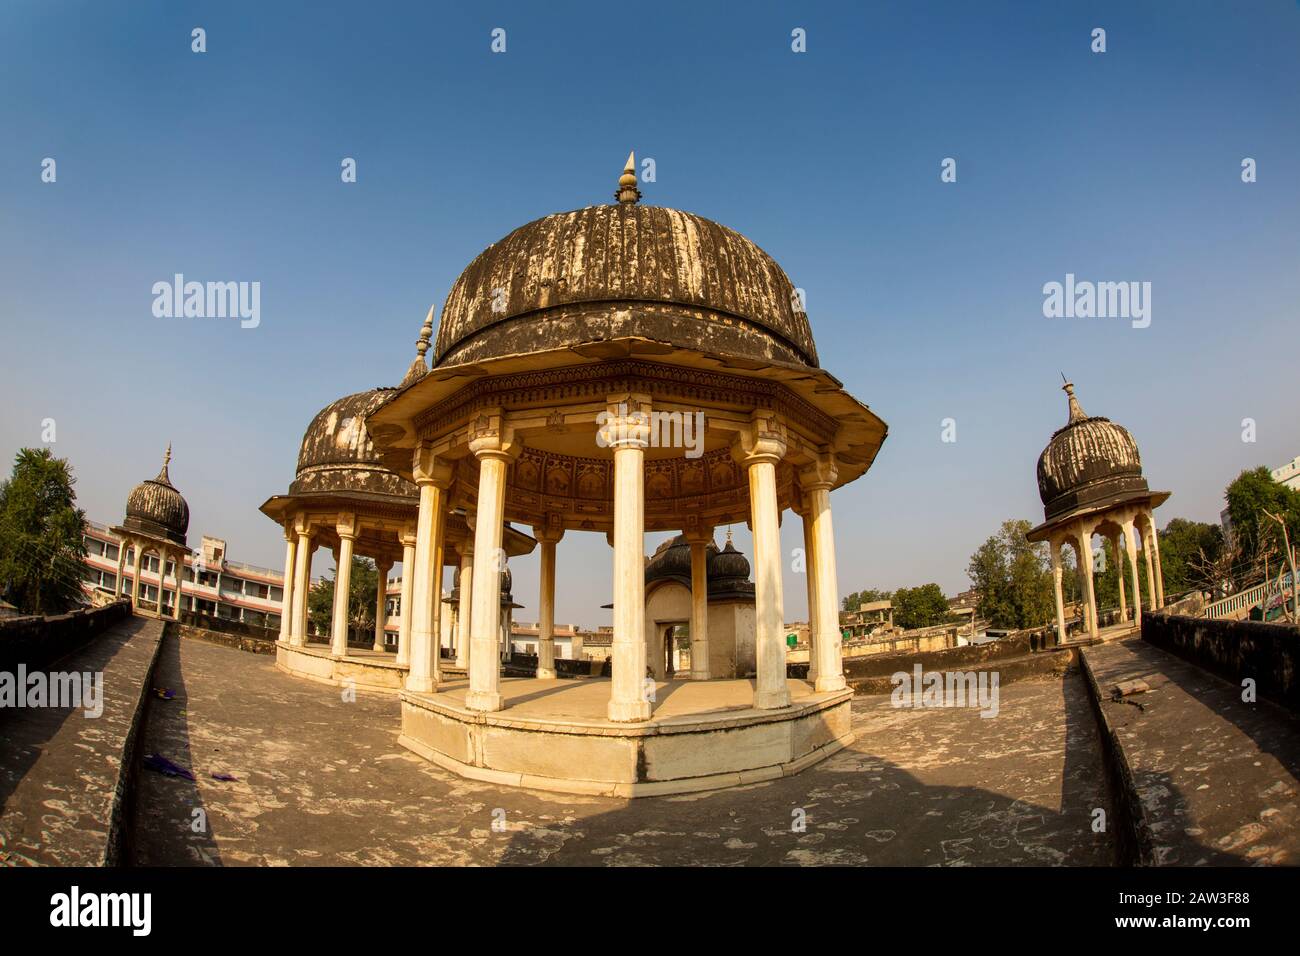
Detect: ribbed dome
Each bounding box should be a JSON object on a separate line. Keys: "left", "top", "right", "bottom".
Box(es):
{"left": 433, "top": 204, "right": 818, "bottom": 369}
{"left": 644, "top": 534, "right": 755, "bottom": 600}
{"left": 1037, "top": 383, "right": 1149, "bottom": 521}
{"left": 291, "top": 389, "right": 416, "bottom": 499}
{"left": 707, "top": 539, "right": 752, "bottom": 580}
{"left": 123, "top": 447, "right": 189, "bottom": 546}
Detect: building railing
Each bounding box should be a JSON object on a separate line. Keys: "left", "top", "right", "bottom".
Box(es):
{"left": 1204, "top": 573, "right": 1295, "bottom": 620}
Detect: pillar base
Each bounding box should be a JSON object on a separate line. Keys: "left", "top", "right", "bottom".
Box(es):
{"left": 814, "top": 675, "right": 847, "bottom": 694}
{"left": 372, "top": 641, "right": 386, "bottom": 653}
{"left": 536, "top": 667, "right": 557, "bottom": 680}
{"left": 406, "top": 676, "right": 437, "bottom": 694}
{"left": 465, "top": 690, "right": 504, "bottom": 712}
{"left": 690, "top": 669, "right": 712, "bottom": 681}
{"left": 754, "top": 688, "right": 792, "bottom": 710}
{"left": 607, "top": 699, "right": 652, "bottom": 723}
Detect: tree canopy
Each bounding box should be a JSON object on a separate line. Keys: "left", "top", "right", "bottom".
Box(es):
{"left": 967, "top": 519, "right": 1054, "bottom": 630}
{"left": 308, "top": 555, "right": 381, "bottom": 640}
{"left": 0, "top": 448, "right": 89, "bottom": 615}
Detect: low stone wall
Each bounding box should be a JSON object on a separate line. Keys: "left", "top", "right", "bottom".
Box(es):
{"left": 1142, "top": 611, "right": 1300, "bottom": 713}
{"left": 503, "top": 652, "right": 610, "bottom": 678}
{"left": 178, "top": 611, "right": 279, "bottom": 655}
{"left": 0, "top": 600, "right": 132, "bottom": 672}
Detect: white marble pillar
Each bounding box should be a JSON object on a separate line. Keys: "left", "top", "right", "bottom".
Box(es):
{"left": 330, "top": 518, "right": 357, "bottom": 657}
{"left": 686, "top": 529, "right": 711, "bottom": 681}
{"left": 1049, "top": 537, "right": 1067, "bottom": 643}
{"left": 374, "top": 560, "right": 392, "bottom": 651}
{"left": 456, "top": 544, "right": 474, "bottom": 670}
{"left": 172, "top": 552, "right": 183, "bottom": 620}
{"left": 607, "top": 397, "right": 651, "bottom": 722}
{"left": 156, "top": 550, "right": 168, "bottom": 619}
{"left": 800, "top": 508, "right": 819, "bottom": 683}
{"left": 407, "top": 446, "right": 449, "bottom": 693}
{"left": 466, "top": 422, "right": 514, "bottom": 712}
{"left": 534, "top": 527, "right": 562, "bottom": 679}
{"left": 742, "top": 420, "right": 791, "bottom": 710}
{"left": 1122, "top": 519, "right": 1142, "bottom": 629}
{"left": 397, "top": 527, "right": 416, "bottom": 666}
{"left": 805, "top": 470, "right": 846, "bottom": 694}
{"left": 1141, "top": 521, "right": 1158, "bottom": 612}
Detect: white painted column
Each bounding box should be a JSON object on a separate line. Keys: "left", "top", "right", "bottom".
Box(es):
{"left": 1122, "top": 519, "right": 1142, "bottom": 629}
{"left": 1149, "top": 512, "right": 1165, "bottom": 608}
{"left": 114, "top": 537, "right": 127, "bottom": 600}
{"left": 742, "top": 420, "right": 791, "bottom": 710}
{"left": 1141, "top": 521, "right": 1158, "bottom": 612}
{"left": 686, "top": 530, "right": 711, "bottom": 681}
{"left": 1077, "top": 529, "right": 1098, "bottom": 639}
{"left": 156, "top": 550, "right": 168, "bottom": 619}
{"left": 396, "top": 527, "right": 416, "bottom": 666}
{"left": 1113, "top": 535, "right": 1127, "bottom": 621}
{"left": 130, "top": 541, "right": 143, "bottom": 609}
{"left": 331, "top": 518, "right": 357, "bottom": 657}
{"left": 607, "top": 397, "right": 651, "bottom": 722}
{"left": 534, "top": 527, "right": 562, "bottom": 679}
{"left": 801, "top": 508, "right": 819, "bottom": 683}
{"left": 1049, "top": 537, "right": 1067, "bottom": 643}
{"left": 456, "top": 544, "right": 474, "bottom": 670}
{"left": 431, "top": 531, "right": 445, "bottom": 670}
{"left": 374, "top": 560, "right": 392, "bottom": 652}
{"left": 466, "top": 423, "right": 514, "bottom": 712}
{"left": 807, "top": 479, "right": 846, "bottom": 693}
{"left": 407, "top": 446, "right": 449, "bottom": 693}
{"left": 291, "top": 524, "right": 313, "bottom": 645}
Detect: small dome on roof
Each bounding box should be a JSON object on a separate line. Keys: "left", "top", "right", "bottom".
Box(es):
{"left": 123, "top": 446, "right": 189, "bottom": 546}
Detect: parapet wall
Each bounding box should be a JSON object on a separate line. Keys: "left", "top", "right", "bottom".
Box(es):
{"left": 1142, "top": 611, "right": 1300, "bottom": 714}
{"left": 0, "top": 599, "right": 132, "bottom": 672}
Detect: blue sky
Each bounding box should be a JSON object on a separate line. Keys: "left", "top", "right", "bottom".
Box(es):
{"left": 2, "top": 1, "right": 1297, "bottom": 625}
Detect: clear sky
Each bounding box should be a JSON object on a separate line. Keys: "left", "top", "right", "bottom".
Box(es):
{"left": 2, "top": 1, "right": 1297, "bottom": 627}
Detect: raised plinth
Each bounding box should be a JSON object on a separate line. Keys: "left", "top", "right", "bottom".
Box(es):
{"left": 398, "top": 676, "right": 854, "bottom": 797}
{"left": 276, "top": 640, "right": 408, "bottom": 694}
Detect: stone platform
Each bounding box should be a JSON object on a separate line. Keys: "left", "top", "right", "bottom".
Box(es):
{"left": 398, "top": 676, "right": 854, "bottom": 797}
{"left": 275, "top": 640, "right": 408, "bottom": 694}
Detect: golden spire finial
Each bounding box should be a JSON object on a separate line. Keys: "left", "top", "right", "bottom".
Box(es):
{"left": 615, "top": 150, "right": 641, "bottom": 205}
{"left": 1061, "top": 375, "right": 1086, "bottom": 423}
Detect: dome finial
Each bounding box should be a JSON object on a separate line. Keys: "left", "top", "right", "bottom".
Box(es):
{"left": 615, "top": 151, "right": 641, "bottom": 205}
{"left": 157, "top": 443, "right": 172, "bottom": 482}
{"left": 401, "top": 304, "right": 436, "bottom": 387}
{"left": 1061, "top": 376, "right": 1087, "bottom": 423}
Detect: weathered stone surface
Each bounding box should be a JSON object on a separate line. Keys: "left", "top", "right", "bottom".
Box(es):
{"left": 130, "top": 635, "right": 1113, "bottom": 866}
{"left": 1081, "top": 636, "right": 1300, "bottom": 865}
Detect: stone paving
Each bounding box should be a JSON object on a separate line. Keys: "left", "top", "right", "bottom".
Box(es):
{"left": 132, "top": 633, "right": 1114, "bottom": 866}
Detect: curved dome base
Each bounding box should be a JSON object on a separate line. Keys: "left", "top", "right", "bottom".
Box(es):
{"left": 398, "top": 677, "right": 853, "bottom": 797}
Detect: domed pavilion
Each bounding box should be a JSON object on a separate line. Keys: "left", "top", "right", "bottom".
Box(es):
{"left": 110, "top": 445, "right": 190, "bottom": 620}
{"left": 1026, "top": 380, "right": 1170, "bottom": 642}
{"left": 364, "top": 155, "right": 888, "bottom": 795}
{"left": 259, "top": 381, "right": 535, "bottom": 694}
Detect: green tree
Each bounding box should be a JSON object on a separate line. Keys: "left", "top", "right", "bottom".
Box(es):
{"left": 841, "top": 588, "right": 889, "bottom": 612}
{"left": 968, "top": 519, "right": 1054, "bottom": 630}
{"left": 1157, "top": 518, "right": 1223, "bottom": 596}
{"left": 1226, "top": 467, "right": 1300, "bottom": 565}
{"left": 307, "top": 555, "right": 380, "bottom": 641}
{"left": 891, "top": 583, "right": 951, "bottom": 630}
{"left": 0, "top": 448, "right": 89, "bottom": 615}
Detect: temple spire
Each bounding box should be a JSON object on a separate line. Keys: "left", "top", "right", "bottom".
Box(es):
{"left": 615, "top": 151, "right": 641, "bottom": 205}
{"left": 1061, "top": 376, "right": 1086, "bottom": 423}
{"left": 401, "top": 304, "right": 436, "bottom": 387}
{"left": 156, "top": 443, "right": 173, "bottom": 484}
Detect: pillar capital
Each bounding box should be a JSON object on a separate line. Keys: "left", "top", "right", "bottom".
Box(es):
{"left": 798, "top": 453, "right": 838, "bottom": 493}
{"left": 399, "top": 522, "right": 418, "bottom": 548}
{"left": 293, "top": 512, "right": 313, "bottom": 537}
{"left": 682, "top": 515, "right": 714, "bottom": 546}
{"left": 467, "top": 408, "right": 520, "bottom": 461}
{"left": 412, "top": 443, "right": 454, "bottom": 487}
{"left": 599, "top": 393, "right": 652, "bottom": 450}
{"left": 532, "top": 514, "right": 566, "bottom": 544}
{"left": 732, "top": 412, "right": 787, "bottom": 466}
{"left": 336, "top": 512, "right": 358, "bottom": 540}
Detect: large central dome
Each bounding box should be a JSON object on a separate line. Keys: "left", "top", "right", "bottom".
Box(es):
{"left": 433, "top": 204, "right": 818, "bottom": 369}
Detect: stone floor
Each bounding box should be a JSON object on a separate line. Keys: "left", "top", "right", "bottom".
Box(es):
{"left": 131, "top": 633, "right": 1114, "bottom": 866}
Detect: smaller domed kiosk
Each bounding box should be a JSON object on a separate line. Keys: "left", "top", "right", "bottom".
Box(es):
{"left": 1026, "top": 380, "right": 1170, "bottom": 642}
{"left": 110, "top": 445, "right": 191, "bottom": 619}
